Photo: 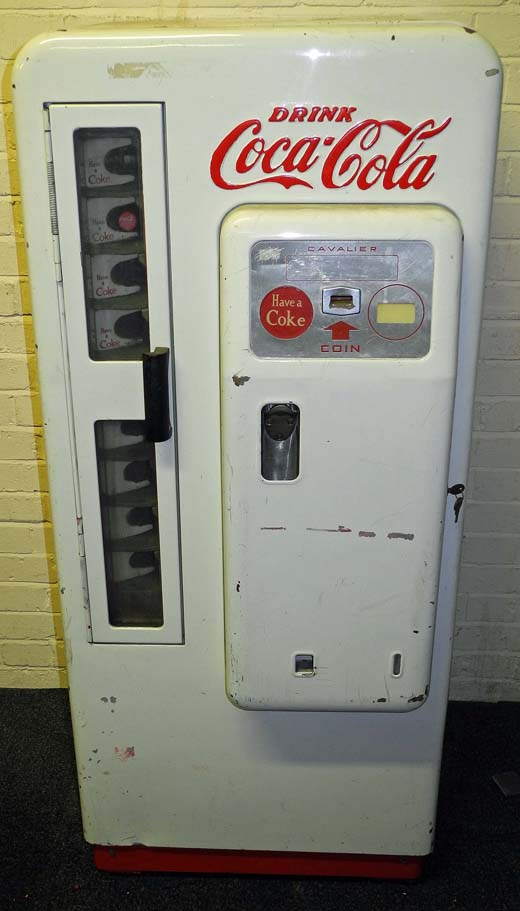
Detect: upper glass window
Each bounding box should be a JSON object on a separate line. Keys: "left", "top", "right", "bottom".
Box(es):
{"left": 74, "top": 128, "right": 150, "bottom": 360}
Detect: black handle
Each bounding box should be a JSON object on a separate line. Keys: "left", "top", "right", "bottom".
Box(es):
{"left": 142, "top": 347, "right": 172, "bottom": 443}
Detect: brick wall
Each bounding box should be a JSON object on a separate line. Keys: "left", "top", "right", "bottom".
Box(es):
{"left": 0, "top": 1, "right": 518, "bottom": 698}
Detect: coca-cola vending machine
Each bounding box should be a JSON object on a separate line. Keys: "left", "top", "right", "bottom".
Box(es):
{"left": 14, "top": 25, "right": 500, "bottom": 877}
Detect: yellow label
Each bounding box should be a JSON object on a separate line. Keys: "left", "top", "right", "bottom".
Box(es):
{"left": 376, "top": 303, "right": 416, "bottom": 324}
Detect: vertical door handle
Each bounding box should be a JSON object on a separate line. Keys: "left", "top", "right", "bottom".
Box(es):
{"left": 142, "top": 347, "right": 172, "bottom": 443}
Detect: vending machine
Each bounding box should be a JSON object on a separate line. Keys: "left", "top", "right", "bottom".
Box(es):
{"left": 13, "top": 25, "right": 501, "bottom": 877}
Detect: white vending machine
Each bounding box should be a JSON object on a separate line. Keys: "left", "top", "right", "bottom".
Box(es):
{"left": 14, "top": 25, "right": 501, "bottom": 878}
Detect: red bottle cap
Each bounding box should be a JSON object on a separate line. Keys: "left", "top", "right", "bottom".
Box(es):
{"left": 117, "top": 209, "right": 138, "bottom": 232}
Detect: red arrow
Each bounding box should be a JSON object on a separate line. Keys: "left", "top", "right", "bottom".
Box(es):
{"left": 323, "top": 321, "right": 359, "bottom": 341}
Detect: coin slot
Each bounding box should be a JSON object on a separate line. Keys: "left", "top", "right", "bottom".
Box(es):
{"left": 330, "top": 293, "right": 354, "bottom": 309}
{"left": 322, "top": 286, "right": 361, "bottom": 316}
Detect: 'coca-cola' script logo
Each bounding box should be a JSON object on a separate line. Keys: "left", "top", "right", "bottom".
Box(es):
{"left": 210, "top": 106, "right": 451, "bottom": 191}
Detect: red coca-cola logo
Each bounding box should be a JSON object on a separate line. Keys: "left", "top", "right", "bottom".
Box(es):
{"left": 210, "top": 105, "right": 451, "bottom": 191}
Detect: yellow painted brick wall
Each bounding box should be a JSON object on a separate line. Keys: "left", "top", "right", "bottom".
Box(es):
{"left": 0, "top": 1, "right": 518, "bottom": 695}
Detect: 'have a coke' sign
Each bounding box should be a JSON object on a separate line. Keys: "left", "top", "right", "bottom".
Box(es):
{"left": 210, "top": 105, "right": 451, "bottom": 191}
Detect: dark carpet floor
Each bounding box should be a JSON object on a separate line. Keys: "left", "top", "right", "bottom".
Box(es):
{"left": 0, "top": 692, "right": 519, "bottom": 909}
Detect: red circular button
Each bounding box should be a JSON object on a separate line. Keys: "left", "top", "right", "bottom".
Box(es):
{"left": 259, "top": 286, "right": 313, "bottom": 340}
{"left": 117, "top": 209, "right": 138, "bottom": 232}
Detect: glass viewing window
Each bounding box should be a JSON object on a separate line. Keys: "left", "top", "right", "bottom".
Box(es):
{"left": 73, "top": 127, "right": 151, "bottom": 360}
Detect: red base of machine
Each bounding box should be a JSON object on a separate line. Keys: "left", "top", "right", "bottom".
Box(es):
{"left": 94, "top": 845, "right": 425, "bottom": 879}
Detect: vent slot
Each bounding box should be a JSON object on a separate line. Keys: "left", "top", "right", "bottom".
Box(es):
{"left": 46, "top": 161, "right": 59, "bottom": 235}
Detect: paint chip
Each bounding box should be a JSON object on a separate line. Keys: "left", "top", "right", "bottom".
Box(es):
{"left": 114, "top": 746, "right": 135, "bottom": 761}
{"left": 387, "top": 532, "right": 415, "bottom": 541}
{"left": 358, "top": 531, "right": 376, "bottom": 538}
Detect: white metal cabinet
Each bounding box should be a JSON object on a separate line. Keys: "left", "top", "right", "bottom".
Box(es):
{"left": 13, "top": 25, "right": 501, "bottom": 874}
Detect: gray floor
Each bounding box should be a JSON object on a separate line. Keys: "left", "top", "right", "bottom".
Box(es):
{"left": 1, "top": 691, "right": 519, "bottom": 910}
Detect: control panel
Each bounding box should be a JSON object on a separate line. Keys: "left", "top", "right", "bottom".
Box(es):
{"left": 250, "top": 239, "right": 433, "bottom": 359}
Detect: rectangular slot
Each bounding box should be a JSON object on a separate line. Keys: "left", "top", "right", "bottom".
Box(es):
{"left": 377, "top": 303, "right": 416, "bottom": 324}
{"left": 294, "top": 654, "right": 315, "bottom": 676}
{"left": 322, "top": 286, "right": 361, "bottom": 316}
{"left": 74, "top": 127, "right": 150, "bottom": 361}
{"left": 95, "top": 420, "right": 163, "bottom": 627}
{"left": 261, "top": 404, "right": 300, "bottom": 481}
{"left": 331, "top": 294, "right": 353, "bottom": 308}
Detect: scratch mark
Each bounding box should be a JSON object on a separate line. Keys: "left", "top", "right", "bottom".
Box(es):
{"left": 232, "top": 374, "right": 250, "bottom": 386}
{"left": 358, "top": 531, "right": 376, "bottom": 538}
{"left": 306, "top": 526, "right": 351, "bottom": 533}
{"left": 407, "top": 694, "right": 425, "bottom": 703}
{"left": 260, "top": 526, "right": 286, "bottom": 531}
{"left": 387, "top": 532, "right": 415, "bottom": 541}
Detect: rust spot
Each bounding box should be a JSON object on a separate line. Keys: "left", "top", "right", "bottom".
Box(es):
{"left": 232, "top": 374, "right": 250, "bottom": 386}
{"left": 260, "top": 526, "right": 286, "bottom": 531}
{"left": 236, "top": 581, "right": 241, "bottom": 592}
{"left": 387, "top": 532, "right": 414, "bottom": 541}
{"left": 359, "top": 531, "right": 376, "bottom": 538}
{"left": 306, "top": 526, "right": 351, "bottom": 533}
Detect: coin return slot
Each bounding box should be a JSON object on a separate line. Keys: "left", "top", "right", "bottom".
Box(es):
{"left": 294, "top": 654, "right": 315, "bottom": 676}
